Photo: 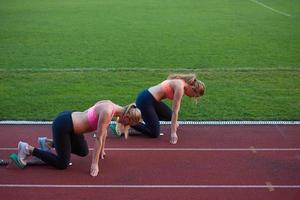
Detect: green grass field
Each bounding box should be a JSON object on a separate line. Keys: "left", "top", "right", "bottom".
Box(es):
{"left": 0, "top": 0, "right": 299, "bottom": 120}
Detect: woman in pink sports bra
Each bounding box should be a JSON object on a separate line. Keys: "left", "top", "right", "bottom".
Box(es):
{"left": 11, "top": 101, "right": 141, "bottom": 177}
{"left": 111, "top": 73, "right": 205, "bottom": 144}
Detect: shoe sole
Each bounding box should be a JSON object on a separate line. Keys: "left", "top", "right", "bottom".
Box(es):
{"left": 109, "top": 124, "right": 122, "bottom": 137}
{"left": 9, "top": 153, "right": 26, "bottom": 169}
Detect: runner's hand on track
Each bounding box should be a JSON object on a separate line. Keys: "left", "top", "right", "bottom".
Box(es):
{"left": 100, "top": 150, "right": 106, "bottom": 159}
{"left": 170, "top": 133, "right": 178, "bottom": 144}
{"left": 90, "top": 163, "right": 99, "bottom": 177}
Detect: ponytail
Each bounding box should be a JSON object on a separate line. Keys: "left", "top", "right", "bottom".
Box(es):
{"left": 167, "top": 73, "right": 197, "bottom": 85}
{"left": 168, "top": 73, "right": 205, "bottom": 97}
{"left": 120, "top": 103, "right": 142, "bottom": 139}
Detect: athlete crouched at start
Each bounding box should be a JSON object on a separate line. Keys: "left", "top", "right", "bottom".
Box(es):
{"left": 11, "top": 101, "right": 141, "bottom": 177}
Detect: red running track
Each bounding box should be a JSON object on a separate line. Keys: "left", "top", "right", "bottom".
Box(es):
{"left": 0, "top": 124, "right": 300, "bottom": 200}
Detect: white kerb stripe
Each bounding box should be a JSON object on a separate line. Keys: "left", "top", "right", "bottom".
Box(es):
{"left": 0, "top": 184, "right": 300, "bottom": 188}
{"left": 1, "top": 148, "right": 300, "bottom": 151}
{"left": 1, "top": 120, "right": 300, "bottom": 125}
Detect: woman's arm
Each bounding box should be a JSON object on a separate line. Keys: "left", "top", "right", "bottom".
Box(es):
{"left": 90, "top": 111, "right": 110, "bottom": 177}
{"left": 100, "top": 130, "right": 107, "bottom": 159}
{"left": 170, "top": 82, "right": 184, "bottom": 144}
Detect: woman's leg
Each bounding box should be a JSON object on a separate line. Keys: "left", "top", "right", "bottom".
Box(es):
{"left": 132, "top": 90, "right": 161, "bottom": 138}
{"left": 32, "top": 112, "right": 73, "bottom": 169}
{"left": 155, "top": 101, "right": 172, "bottom": 121}
{"left": 38, "top": 134, "right": 88, "bottom": 157}
{"left": 132, "top": 108, "right": 160, "bottom": 138}
{"left": 70, "top": 134, "right": 89, "bottom": 157}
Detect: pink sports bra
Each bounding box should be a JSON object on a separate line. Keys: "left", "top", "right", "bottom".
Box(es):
{"left": 87, "top": 103, "right": 116, "bottom": 131}
{"left": 161, "top": 80, "right": 174, "bottom": 100}
{"left": 161, "top": 79, "right": 185, "bottom": 100}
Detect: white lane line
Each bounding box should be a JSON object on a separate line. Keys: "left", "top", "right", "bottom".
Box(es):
{"left": 1, "top": 148, "right": 300, "bottom": 151}
{"left": 0, "top": 184, "right": 300, "bottom": 188}
{"left": 2, "top": 67, "right": 298, "bottom": 72}
{"left": 0, "top": 67, "right": 202, "bottom": 72}
{"left": 1, "top": 120, "right": 300, "bottom": 125}
{"left": 250, "top": 0, "right": 292, "bottom": 17}
{"left": 104, "top": 148, "right": 300, "bottom": 151}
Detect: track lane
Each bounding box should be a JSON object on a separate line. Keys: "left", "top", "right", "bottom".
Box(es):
{"left": 0, "top": 124, "right": 299, "bottom": 199}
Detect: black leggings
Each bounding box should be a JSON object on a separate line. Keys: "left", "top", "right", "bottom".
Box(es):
{"left": 132, "top": 89, "right": 172, "bottom": 138}
{"left": 32, "top": 111, "right": 89, "bottom": 169}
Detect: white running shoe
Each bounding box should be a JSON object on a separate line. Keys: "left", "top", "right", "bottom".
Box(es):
{"left": 18, "top": 141, "right": 30, "bottom": 166}
{"left": 38, "top": 137, "right": 51, "bottom": 152}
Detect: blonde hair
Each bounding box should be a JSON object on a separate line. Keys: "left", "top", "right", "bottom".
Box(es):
{"left": 123, "top": 103, "right": 141, "bottom": 125}
{"left": 168, "top": 73, "right": 197, "bottom": 85}
{"left": 168, "top": 73, "right": 205, "bottom": 97}
{"left": 118, "top": 103, "right": 142, "bottom": 139}
{"left": 194, "top": 80, "right": 205, "bottom": 96}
